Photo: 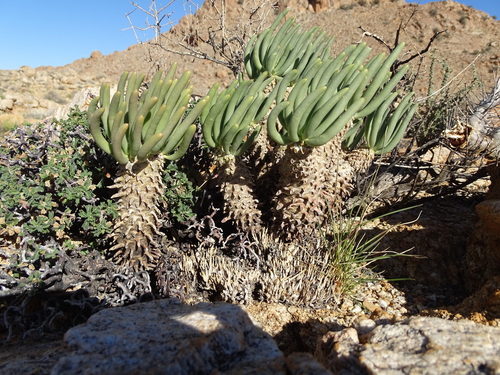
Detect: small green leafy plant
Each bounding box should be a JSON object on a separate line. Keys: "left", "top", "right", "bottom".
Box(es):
{"left": 162, "top": 160, "right": 198, "bottom": 223}
{"left": 0, "top": 108, "right": 118, "bottom": 271}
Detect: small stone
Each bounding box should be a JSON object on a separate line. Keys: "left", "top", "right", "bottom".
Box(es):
{"left": 351, "top": 305, "right": 362, "bottom": 314}
{"left": 0, "top": 98, "right": 15, "bottom": 111}
{"left": 378, "top": 298, "right": 389, "bottom": 309}
{"left": 354, "top": 318, "right": 377, "bottom": 336}
{"left": 362, "top": 300, "right": 378, "bottom": 312}
{"left": 315, "top": 328, "right": 360, "bottom": 373}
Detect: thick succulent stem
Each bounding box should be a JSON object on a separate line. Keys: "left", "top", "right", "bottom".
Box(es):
{"left": 109, "top": 155, "right": 166, "bottom": 271}
{"left": 272, "top": 133, "right": 355, "bottom": 240}
{"left": 216, "top": 156, "right": 262, "bottom": 234}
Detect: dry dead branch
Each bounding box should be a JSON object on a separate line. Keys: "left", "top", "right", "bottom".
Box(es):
{"left": 125, "top": 0, "right": 278, "bottom": 77}
{"left": 123, "top": 0, "right": 177, "bottom": 44}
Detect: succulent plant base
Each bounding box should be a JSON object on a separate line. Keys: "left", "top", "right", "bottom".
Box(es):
{"left": 272, "top": 138, "right": 352, "bottom": 240}
{"left": 216, "top": 156, "right": 262, "bottom": 234}
{"left": 109, "top": 155, "right": 165, "bottom": 271}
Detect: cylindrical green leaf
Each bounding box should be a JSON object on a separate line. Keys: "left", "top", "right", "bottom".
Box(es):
{"left": 303, "top": 87, "right": 349, "bottom": 139}
{"left": 89, "top": 107, "right": 111, "bottom": 154}
{"left": 200, "top": 83, "right": 220, "bottom": 123}
{"left": 151, "top": 106, "right": 187, "bottom": 153}
{"left": 288, "top": 86, "right": 327, "bottom": 143}
{"left": 305, "top": 98, "right": 366, "bottom": 147}
{"left": 202, "top": 93, "right": 232, "bottom": 148}
{"left": 136, "top": 133, "right": 163, "bottom": 161}
{"left": 111, "top": 123, "right": 130, "bottom": 164}
{"left": 164, "top": 125, "right": 197, "bottom": 160}
{"left": 267, "top": 101, "right": 291, "bottom": 145}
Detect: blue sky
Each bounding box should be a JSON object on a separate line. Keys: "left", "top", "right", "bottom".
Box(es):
{"left": 0, "top": 0, "right": 498, "bottom": 70}
{"left": 406, "top": 0, "right": 499, "bottom": 17}
{"left": 0, "top": 1, "right": 203, "bottom": 70}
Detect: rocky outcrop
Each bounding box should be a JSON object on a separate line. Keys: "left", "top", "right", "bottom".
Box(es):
{"left": 51, "top": 299, "right": 330, "bottom": 375}
{"left": 316, "top": 316, "right": 500, "bottom": 374}
{"left": 2, "top": 299, "right": 500, "bottom": 374}
{"left": 466, "top": 163, "right": 500, "bottom": 293}
{"left": 0, "top": 66, "right": 96, "bottom": 125}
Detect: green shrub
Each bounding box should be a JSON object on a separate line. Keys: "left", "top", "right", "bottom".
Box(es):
{"left": 0, "top": 107, "right": 118, "bottom": 271}
{"left": 0, "top": 104, "right": 199, "bottom": 274}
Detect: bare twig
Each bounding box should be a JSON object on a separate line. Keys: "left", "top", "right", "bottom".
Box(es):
{"left": 358, "top": 26, "right": 392, "bottom": 50}
{"left": 397, "top": 29, "right": 448, "bottom": 68}
{"left": 124, "top": 0, "right": 278, "bottom": 77}
{"left": 358, "top": 24, "right": 447, "bottom": 72}
{"left": 122, "top": 0, "right": 176, "bottom": 44}
{"left": 417, "top": 54, "right": 482, "bottom": 102}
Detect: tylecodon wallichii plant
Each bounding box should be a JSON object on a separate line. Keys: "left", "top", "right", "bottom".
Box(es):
{"left": 258, "top": 38, "right": 416, "bottom": 238}
{"left": 88, "top": 63, "right": 209, "bottom": 270}
{"left": 89, "top": 11, "right": 417, "bottom": 269}
{"left": 199, "top": 72, "right": 276, "bottom": 233}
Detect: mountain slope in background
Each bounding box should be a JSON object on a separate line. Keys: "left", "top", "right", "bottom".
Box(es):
{"left": 0, "top": 0, "right": 498, "bottom": 126}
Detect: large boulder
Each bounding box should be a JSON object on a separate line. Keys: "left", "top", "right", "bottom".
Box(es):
{"left": 51, "top": 298, "right": 330, "bottom": 375}
{"left": 466, "top": 163, "right": 500, "bottom": 292}
{"left": 316, "top": 316, "right": 500, "bottom": 374}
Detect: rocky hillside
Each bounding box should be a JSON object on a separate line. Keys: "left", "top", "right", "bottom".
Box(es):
{"left": 0, "top": 0, "right": 498, "bottom": 126}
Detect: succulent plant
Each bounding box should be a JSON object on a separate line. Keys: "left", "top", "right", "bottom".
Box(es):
{"left": 86, "top": 13, "right": 417, "bottom": 263}
{"left": 267, "top": 42, "right": 410, "bottom": 147}
{"left": 267, "top": 72, "right": 366, "bottom": 147}
{"left": 264, "top": 41, "right": 416, "bottom": 239}
{"left": 88, "top": 64, "right": 209, "bottom": 270}
{"left": 199, "top": 74, "right": 275, "bottom": 233}
{"left": 88, "top": 64, "right": 207, "bottom": 163}
{"left": 201, "top": 73, "right": 274, "bottom": 158}
{"left": 1, "top": 10, "right": 423, "bottom": 308}
{"left": 344, "top": 91, "right": 418, "bottom": 154}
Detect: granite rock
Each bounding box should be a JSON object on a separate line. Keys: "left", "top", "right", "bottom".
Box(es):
{"left": 466, "top": 163, "right": 500, "bottom": 292}
{"left": 316, "top": 316, "right": 500, "bottom": 375}
{"left": 51, "top": 298, "right": 328, "bottom": 375}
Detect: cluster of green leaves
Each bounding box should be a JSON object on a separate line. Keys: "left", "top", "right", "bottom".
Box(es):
{"left": 201, "top": 74, "right": 274, "bottom": 157}
{"left": 0, "top": 108, "right": 118, "bottom": 266}
{"left": 241, "top": 12, "right": 417, "bottom": 154}
{"left": 244, "top": 10, "right": 333, "bottom": 79}
{"left": 88, "top": 65, "right": 208, "bottom": 164}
